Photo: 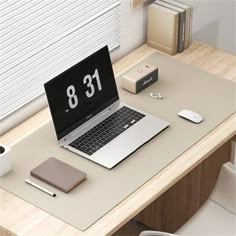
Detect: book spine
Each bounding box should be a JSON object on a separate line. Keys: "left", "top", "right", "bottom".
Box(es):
{"left": 184, "top": 8, "right": 190, "bottom": 49}
{"left": 188, "top": 7, "right": 193, "bottom": 46}
{"left": 147, "top": 4, "right": 178, "bottom": 55}
{"left": 30, "top": 171, "right": 65, "bottom": 192}
{"left": 177, "top": 11, "right": 185, "bottom": 52}
{"left": 174, "top": 14, "right": 179, "bottom": 55}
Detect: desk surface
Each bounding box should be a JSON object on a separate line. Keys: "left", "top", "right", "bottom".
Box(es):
{"left": 0, "top": 42, "right": 236, "bottom": 236}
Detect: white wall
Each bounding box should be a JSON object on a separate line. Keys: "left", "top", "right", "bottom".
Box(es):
{"left": 183, "top": 0, "right": 236, "bottom": 55}
{"left": 111, "top": 0, "right": 147, "bottom": 62}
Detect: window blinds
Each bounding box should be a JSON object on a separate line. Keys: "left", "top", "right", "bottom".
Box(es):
{"left": 0, "top": 0, "right": 121, "bottom": 121}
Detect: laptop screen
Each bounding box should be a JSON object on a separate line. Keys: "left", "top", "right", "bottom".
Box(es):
{"left": 44, "top": 46, "right": 119, "bottom": 140}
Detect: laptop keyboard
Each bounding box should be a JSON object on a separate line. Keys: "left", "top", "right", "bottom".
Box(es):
{"left": 69, "top": 106, "right": 145, "bottom": 156}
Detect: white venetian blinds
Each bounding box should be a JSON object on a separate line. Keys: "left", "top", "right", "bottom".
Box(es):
{"left": 0, "top": 0, "right": 121, "bottom": 121}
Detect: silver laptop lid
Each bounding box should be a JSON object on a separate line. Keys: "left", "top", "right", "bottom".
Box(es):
{"left": 44, "top": 46, "right": 119, "bottom": 140}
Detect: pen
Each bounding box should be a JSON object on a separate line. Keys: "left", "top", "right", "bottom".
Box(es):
{"left": 25, "top": 179, "right": 56, "bottom": 197}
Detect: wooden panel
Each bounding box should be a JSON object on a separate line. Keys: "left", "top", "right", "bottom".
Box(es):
{"left": 134, "top": 163, "right": 202, "bottom": 232}
{"left": 0, "top": 226, "right": 16, "bottom": 236}
{"left": 199, "top": 141, "right": 231, "bottom": 205}
{"left": 233, "top": 135, "right": 236, "bottom": 142}
{"left": 135, "top": 141, "right": 231, "bottom": 233}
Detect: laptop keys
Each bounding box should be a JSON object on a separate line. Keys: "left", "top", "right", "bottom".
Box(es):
{"left": 69, "top": 106, "right": 145, "bottom": 156}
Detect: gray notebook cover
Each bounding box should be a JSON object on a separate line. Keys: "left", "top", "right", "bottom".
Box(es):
{"left": 31, "top": 157, "right": 87, "bottom": 193}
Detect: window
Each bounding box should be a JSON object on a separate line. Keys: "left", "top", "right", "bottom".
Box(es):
{"left": 0, "top": 0, "right": 121, "bottom": 133}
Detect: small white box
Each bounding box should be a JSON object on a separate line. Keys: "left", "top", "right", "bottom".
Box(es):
{"left": 0, "top": 144, "right": 13, "bottom": 177}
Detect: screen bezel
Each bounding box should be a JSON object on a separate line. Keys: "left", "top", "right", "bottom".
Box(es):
{"left": 44, "top": 46, "right": 119, "bottom": 140}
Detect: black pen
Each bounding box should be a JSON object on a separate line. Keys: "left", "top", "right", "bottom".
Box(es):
{"left": 25, "top": 179, "right": 56, "bottom": 197}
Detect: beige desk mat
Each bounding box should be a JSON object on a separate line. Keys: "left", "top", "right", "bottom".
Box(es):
{"left": 0, "top": 53, "right": 235, "bottom": 230}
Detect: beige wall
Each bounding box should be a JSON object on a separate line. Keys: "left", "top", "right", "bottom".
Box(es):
{"left": 111, "top": 0, "right": 147, "bottom": 62}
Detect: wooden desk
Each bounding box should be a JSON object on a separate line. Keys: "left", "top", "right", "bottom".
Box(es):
{"left": 0, "top": 42, "right": 235, "bottom": 236}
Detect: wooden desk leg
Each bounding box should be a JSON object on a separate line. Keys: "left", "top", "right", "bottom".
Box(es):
{"left": 134, "top": 141, "right": 231, "bottom": 233}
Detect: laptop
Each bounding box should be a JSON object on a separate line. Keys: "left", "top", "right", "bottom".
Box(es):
{"left": 44, "top": 46, "right": 169, "bottom": 169}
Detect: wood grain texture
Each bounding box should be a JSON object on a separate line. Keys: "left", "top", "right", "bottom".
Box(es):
{"left": 0, "top": 226, "right": 16, "bottom": 236}
{"left": 135, "top": 165, "right": 202, "bottom": 232}
{"left": 199, "top": 141, "right": 231, "bottom": 205}
{"left": 0, "top": 42, "right": 236, "bottom": 236}
{"left": 233, "top": 135, "right": 236, "bottom": 142}
{"left": 134, "top": 142, "right": 231, "bottom": 232}
{"left": 173, "top": 42, "right": 236, "bottom": 83}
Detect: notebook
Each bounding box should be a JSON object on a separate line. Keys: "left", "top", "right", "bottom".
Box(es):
{"left": 147, "top": 2, "right": 179, "bottom": 55}
{"left": 159, "top": 0, "right": 193, "bottom": 49}
{"left": 30, "top": 157, "right": 87, "bottom": 193}
{"left": 155, "top": 0, "right": 186, "bottom": 53}
{"left": 44, "top": 46, "right": 169, "bottom": 169}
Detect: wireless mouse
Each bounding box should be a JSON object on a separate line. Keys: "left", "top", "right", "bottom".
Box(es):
{"left": 178, "top": 109, "right": 203, "bottom": 124}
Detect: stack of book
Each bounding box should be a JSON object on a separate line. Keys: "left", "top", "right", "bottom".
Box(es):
{"left": 147, "top": 0, "right": 193, "bottom": 55}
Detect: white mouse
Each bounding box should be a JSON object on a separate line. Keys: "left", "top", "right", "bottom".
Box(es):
{"left": 178, "top": 109, "right": 203, "bottom": 124}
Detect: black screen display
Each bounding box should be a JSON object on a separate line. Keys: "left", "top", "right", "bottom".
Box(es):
{"left": 44, "top": 46, "right": 119, "bottom": 140}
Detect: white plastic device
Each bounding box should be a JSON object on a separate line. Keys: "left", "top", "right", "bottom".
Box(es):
{"left": 178, "top": 109, "right": 203, "bottom": 124}
{"left": 0, "top": 144, "right": 13, "bottom": 177}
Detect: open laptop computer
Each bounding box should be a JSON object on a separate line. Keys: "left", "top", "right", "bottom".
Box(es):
{"left": 44, "top": 46, "right": 169, "bottom": 169}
